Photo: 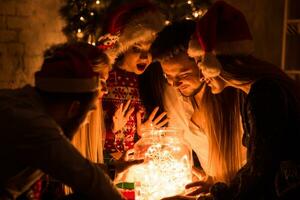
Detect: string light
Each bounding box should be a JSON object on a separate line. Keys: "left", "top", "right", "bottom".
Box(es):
{"left": 76, "top": 29, "right": 84, "bottom": 38}
{"left": 115, "top": 142, "right": 194, "bottom": 199}
{"left": 193, "top": 11, "right": 199, "bottom": 18}
{"left": 62, "top": 0, "right": 209, "bottom": 42}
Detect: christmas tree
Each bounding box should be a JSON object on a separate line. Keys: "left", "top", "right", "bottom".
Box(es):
{"left": 60, "top": 0, "right": 211, "bottom": 43}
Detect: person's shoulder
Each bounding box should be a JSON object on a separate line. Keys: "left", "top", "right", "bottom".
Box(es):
{"left": 253, "top": 77, "right": 281, "bottom": 88}
{"left": 0, "top": 86, "right": 62, "bottom": 137}
{"left": 251, "top": 77, "right": 286, "bottom": 96}
{"left": 248, "top": 77, "right": 289, "bottom": 107}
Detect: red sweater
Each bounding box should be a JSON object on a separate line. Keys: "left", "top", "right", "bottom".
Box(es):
{"left": 102, "top": 67, "right": 146, "bottom": 153}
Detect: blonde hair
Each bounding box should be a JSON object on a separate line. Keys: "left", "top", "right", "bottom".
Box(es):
{"left": 66, "top": 99, "right": 105, "bottom": 194}
{"left": 71, "top": 99, "right": 104, "bottom": 163}
{"left": 197, "top": 86, "right": 245, "bottom": 183}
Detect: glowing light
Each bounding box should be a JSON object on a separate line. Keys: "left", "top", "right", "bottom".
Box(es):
{"left": 198, "top": 10, "right": 203, "bottom": 16}
{"left": 187, "top": 0, "right": 192, "bottom": 4}
{"left": 90, "top": 12, "right": 94, "bottom": 16}
{"left": 92, "top": 42, "right": 96, "bottom": 46}
{"left": 80, "top": 16, "right": 85, "bottom": 21}
{"left": 115, "top": 143, "right": 192, "bottom": 200}
{"left": 192, "top": 10, "right": 204, "bottom": 18}
{"left": 193, "top": 11, "right": 199, "bottom": 18}
{"left": 76, "top": 29, "right": 84, "bottom": 38}
{"left": 165, "top": 20, "right": 171, "bottom": 25}
{"left": 96, "top": 0, "right": 100, "bottom": 4}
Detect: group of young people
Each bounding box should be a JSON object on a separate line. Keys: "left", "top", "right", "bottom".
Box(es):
{"left": 0, "top": 0, "right": 299, "bottom": 200}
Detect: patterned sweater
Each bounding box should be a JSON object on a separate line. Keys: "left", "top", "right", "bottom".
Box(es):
{"left": 102, "top": 67, "right": 146, "bottom": 156}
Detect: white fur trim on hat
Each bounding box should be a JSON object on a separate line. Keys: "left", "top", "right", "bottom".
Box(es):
{"left": 188, "top": 35, "right": 204, "bottom": 58}
{"left": 105, "top": 10, "right": 166, "bottom": 64}
{"left": 35, "top": 77, "right": 100, "bottom": 93}
{"left": 188, "top": 37, "right": 253, "bottom": 78}
{"left": 199, "top": 52, "right": 222, "bottom": 78}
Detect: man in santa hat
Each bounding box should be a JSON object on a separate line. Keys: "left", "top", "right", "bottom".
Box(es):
{"left": 0, "top": 42, "right": 128, "bottom": 200}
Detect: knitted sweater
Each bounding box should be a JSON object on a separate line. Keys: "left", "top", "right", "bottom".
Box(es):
{"left": 103, "top": 67, "right": 146, "bottom": 155}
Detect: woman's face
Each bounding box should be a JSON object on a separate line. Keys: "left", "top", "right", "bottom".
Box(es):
{"left": 121, "top": 41, "right": 152, "bottom": 75}
{"left": 205, "top": 76, "right": 227, "bottom": 94}
{"left": 187, "top": 44, "right": 227, "bottom": 94}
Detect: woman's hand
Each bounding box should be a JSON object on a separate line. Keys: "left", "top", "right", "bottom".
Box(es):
{"left": 113, "top": 150, "right": 143, "bottom": 174}
{"left": 192, "top": 166, "right": 207, "bottom": 182}
{"left": 112, "top": 100, "right": 135, "bottom": 132}
{"left": 184, "top": 174, "right": 214, "bottom": 197}
{"left": 136, "top": 107, "right": 169, "bottom": 136}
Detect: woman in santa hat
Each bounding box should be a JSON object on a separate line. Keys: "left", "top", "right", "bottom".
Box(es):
{"left": 166, "top": 1, "right": 300, "bottom": 199}
{"left": 97, "top": 0, "right": 169, "bottom": 179}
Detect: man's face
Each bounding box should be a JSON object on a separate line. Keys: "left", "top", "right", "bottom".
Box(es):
{"left": 62, "top": 62, "right": 110, "bottom": 139}
{"left": 121, "top": 41, "right": 153, "bottom": 75}
{"left": 160, "top": 52, "right": 204, "bottom": 97}
{"left": 63, "top": 63, "right": 107, "bottom": 139}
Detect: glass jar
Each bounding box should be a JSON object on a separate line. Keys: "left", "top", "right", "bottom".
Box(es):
{"left": 115, "top": 128, "right": 193, "bottom": 200}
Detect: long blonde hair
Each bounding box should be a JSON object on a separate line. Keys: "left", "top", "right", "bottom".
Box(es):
{"left": 71, "top": 99, "right": 104, "bottom": 163}
{"left": 196, "top": 86, "right": 245, "bottom": 183}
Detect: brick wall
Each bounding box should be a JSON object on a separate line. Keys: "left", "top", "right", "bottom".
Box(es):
{"left": 0, "top": 0, "right": 66, "bottom": 89}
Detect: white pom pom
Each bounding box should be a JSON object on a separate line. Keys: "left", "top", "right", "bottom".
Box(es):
{"left": 199, "top": 52, "right": 222, "bottom": 78}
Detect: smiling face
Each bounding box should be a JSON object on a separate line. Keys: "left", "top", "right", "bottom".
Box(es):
{"left": 204, "top": 76, "right": 227, "bottom": 94}
{"left": 160, "top": 52, "right": 204, "bottom": 97}
{"left": 187, "top": 37, "right": 226, "bottom": 94}
{"left": 121, "top": 41, "right": 153, "bottom": 75}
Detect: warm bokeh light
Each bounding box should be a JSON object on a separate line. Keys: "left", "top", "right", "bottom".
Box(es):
{"left": 115, "top": 138, "right": 192, "bottom": 200}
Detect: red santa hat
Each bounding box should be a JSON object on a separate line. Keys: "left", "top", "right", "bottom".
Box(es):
{"left": 97, "top": 0, "right": 166, "bottom": 64}
{"left": 35, "top": 43, "right": 108, "bottom": 93}
{"left": 188, "top": 0, "right": 254, "bottom": 77}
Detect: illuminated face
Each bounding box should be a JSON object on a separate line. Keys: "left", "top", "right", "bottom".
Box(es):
{"left": 121, "top": 41, "right": 153, "bottom": 75}
{"left": 187, "top": 38, "right": 226, "bottom": 94}
{"left": 160, "top": 52, "right": 204, "bottom": 97}
{"left": 205, "top": 76, "right": 227, "bottom": 94}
